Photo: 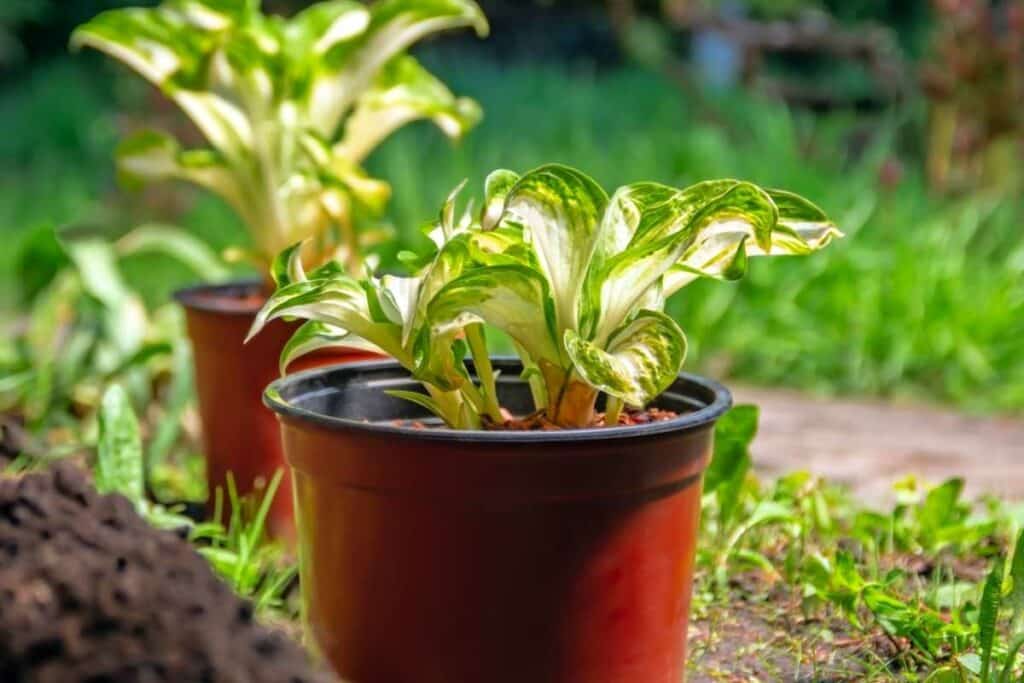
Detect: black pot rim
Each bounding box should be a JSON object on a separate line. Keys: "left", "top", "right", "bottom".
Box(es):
{"left": 264, "top": 359, "right": 733, "bottom": 444}
{"left": 173, "top": 278, "right": 265, "bottom": 316}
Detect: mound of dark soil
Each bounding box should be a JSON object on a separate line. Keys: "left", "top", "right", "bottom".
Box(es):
{"left": 0, "top": 463, "right": 334, "bottom": 683}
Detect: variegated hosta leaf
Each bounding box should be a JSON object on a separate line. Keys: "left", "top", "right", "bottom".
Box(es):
{"left": 307, "top": 0, "right": 489, "bottom": 137}
{"left": 587, "top": 181, "right": 778, "bottom": 344}
{"left": 426, "top": 264, "right": 560, "bottom": 373}
{"left": 298, "top": 132, "right": 392, "bottom": 212}
{"left": 72, "top": 7, "right": 252, "bottom": 164}
{"left": 165, "top": 0, "right": 252, "bottom": 29}
{"left": 286, "top": 1, "right": 371, "bottom": 58}
{"left": 662, "top": 189, "right": 842, "bottom": 296}
{"left": 336, "top": 55, "right": 482, "bottom": 162}
{"left": 70, "top": 7, "right": 210, "bottom": 87}
{"left": 401, "top": 233, "right": 474, "bottom": 345}
{"left": 579, "top": 180, "right": 698, "bottom": 339}
{"left": 280, "top": 319, "right": 380, "bottom": 374}
{"left": 565, "top": 310, "right": 687, "bottom": 408}
{"left": 501, "top": 164, "right": 608, "bottom": 337}
{"left": 270, "top": 242, "right": 308, "bottom": 287}
{"left": 247, "top": 276, "right": 405, "bottom": 361}
{"left": 480, "top": 169, "right": 520, "bottom": 230}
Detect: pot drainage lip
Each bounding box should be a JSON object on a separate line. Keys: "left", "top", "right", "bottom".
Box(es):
{"left": 264, "top": 359, "right": 733, "bottom": 443}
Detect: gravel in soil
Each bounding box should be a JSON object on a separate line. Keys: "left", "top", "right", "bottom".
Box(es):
{"left": 0, "top": 462, "right": 335, "bottom": 683}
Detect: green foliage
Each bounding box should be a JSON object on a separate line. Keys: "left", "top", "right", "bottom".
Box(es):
{"left": 190, "top": 471, "right": 296, "bottom": 614}
{"left": 95, "top": 383, "right": 193, "bottom": 530}
{"left": 1, "top": 223, "right": 219, "bottom": 453}
{"left": 252, "top": 164, "right": 838, "bottom": 428}
{"left": 71, "top": 0, "right": 488, "bottom": 271}
{"left": 699, "top": 406, "right": 1024, "bottom": 681}
{"left": 94, "top": 383, "right": 293, "bottom": 613}
{"left": 95, "top": 384, "right": 144, "bottom": 503}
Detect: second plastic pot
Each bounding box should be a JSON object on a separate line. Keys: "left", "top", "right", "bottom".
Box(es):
{"left": 265, "top": 359, "right": 732, "bottom": 683}
{"left": 174, "top": 281, "right": 379, "bottom": 540}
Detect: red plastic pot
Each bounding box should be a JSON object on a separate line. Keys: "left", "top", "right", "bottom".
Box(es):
{"left": 174, "top": 281, "right": 380, "bottom": 541}
{"left": 265, "top": 359, "right": 732, "bottom": 683}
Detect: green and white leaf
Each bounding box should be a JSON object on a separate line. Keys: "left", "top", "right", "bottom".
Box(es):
{"left": 248, "top": 276, "right": 405, "bottom": 361}
{"left": 502, "top": 164, "right": 608, "bottom": 337}
{"left": 480, "top": 168, "right": 520, "bottom": 230}
{"left": 307, "top": 0, "right": 489, "bottom": 137}
{"left": 116, "top": 222, "right": 230, "bottom": 282}
{"left": 336, "top": 55, "right": 482, "bottom": 162}
{"left": 590, "top": 181, "right": 778, "bottom": 342}
{"left": 663, "top": 188, "right": 842, "bottom": 295}
{"left": 426, "top": 264, "right": 560, "bottom": 370}
{"left": 565, "top": 310, "right": 686, "bottom": 407}
{"left": 116, "top": 130, "right": 253, "bottom": 227}
{"left": 70, "top": 6, "right": 209, "bottom": 87}
{"left": 96, "top": 384, "right": 145, "bottom": 506}
{"left": 279, "top": 319, "right": 379, "bottom": 373}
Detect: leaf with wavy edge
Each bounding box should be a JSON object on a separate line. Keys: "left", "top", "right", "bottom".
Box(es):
{"left": 662, "top": 189, "right": 842, "bottom": 295}
{"left": 72, "top": 10, "right": 252, "bottom": 164}
{"left": 502, "top": 164, "right": 608, "bottom": 338}
{"left": 71, "top": 7, "right": 209, "bottom": 86}
{"left": 426, "top": 264, "right": 559, "bottom": 373}
{"left": 337, "top": 55, "right": 481, "bottom": 162}
{"left": 588, "top": 181, "right": 777, "bottom": 344}
{"left": 565, "top": 310, "right": 687, "bottom": 407}
{"left": 308, "top": 0, "right": 488, "bottom": 137}
{"left": 480, "top": 169, "right": 519, "bottom": 230}
{"left": 279, "top": 319, "right": 379, "bottom": 374}
{"left": 247, "top": 277, "right": 405, "bottom": 360}
{"left": 269, "top": 241, "right": 309, "bottom": 288}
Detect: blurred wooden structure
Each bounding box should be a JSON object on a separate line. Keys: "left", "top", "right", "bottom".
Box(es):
{"left": 609, "top": 0, "right": 909, "bottom": 110}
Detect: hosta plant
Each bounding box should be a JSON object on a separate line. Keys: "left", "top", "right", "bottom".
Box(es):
{"left": 249, "top": 164, "right": 841, "bottom": 429}
{"left": 71, "top": 0, "right": 488, "bottom": 273}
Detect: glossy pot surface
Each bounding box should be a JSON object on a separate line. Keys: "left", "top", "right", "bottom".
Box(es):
{"left": 266, "top": 360, "right": 731, "bottom": 682}
{"left": 175, "top": 281, "right": 379, "bottom": 540}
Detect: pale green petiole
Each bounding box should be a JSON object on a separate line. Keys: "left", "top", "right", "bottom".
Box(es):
{"left": 465, "top": 324, "right": 503, "bottom": 423}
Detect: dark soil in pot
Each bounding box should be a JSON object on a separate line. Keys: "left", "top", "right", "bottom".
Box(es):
{"left": 0, "top": 462, "right": 333, "bottom": 683}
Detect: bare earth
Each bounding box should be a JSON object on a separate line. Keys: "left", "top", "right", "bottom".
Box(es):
{"left": 732, "top": 385, "right": 1024, "bottom": 503}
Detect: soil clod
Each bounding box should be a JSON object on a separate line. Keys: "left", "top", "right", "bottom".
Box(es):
{"left": 0, "top": 463, "right": 334, "bottom": 683}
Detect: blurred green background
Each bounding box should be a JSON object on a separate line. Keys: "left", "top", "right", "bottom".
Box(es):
{"left": 2, "top": 0, "right": 1023, "bottom": 421}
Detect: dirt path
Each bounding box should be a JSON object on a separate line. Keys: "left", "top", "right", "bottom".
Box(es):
{"left": 732, "top": 386, "right": 1024, "bottom": 502}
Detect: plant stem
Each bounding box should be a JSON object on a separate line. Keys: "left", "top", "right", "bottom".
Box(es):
{"left": 465, "top": 324, "right": 503, "bottom": 423}
{"left": 604, "top": 396, "right": 623, "bottom": 426}
{"left": 512, "top": 340, "right": 547, "bottom": 411}
{"left": 548, "top": 375, "right": 598, "bottom": 428}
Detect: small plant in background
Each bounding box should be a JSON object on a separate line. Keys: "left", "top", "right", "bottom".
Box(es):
{"left": 249, "top": 163, "right": 840, "bottom": 429}
{"left": 71, "top": 0, "right": 489, "bottom": 274}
